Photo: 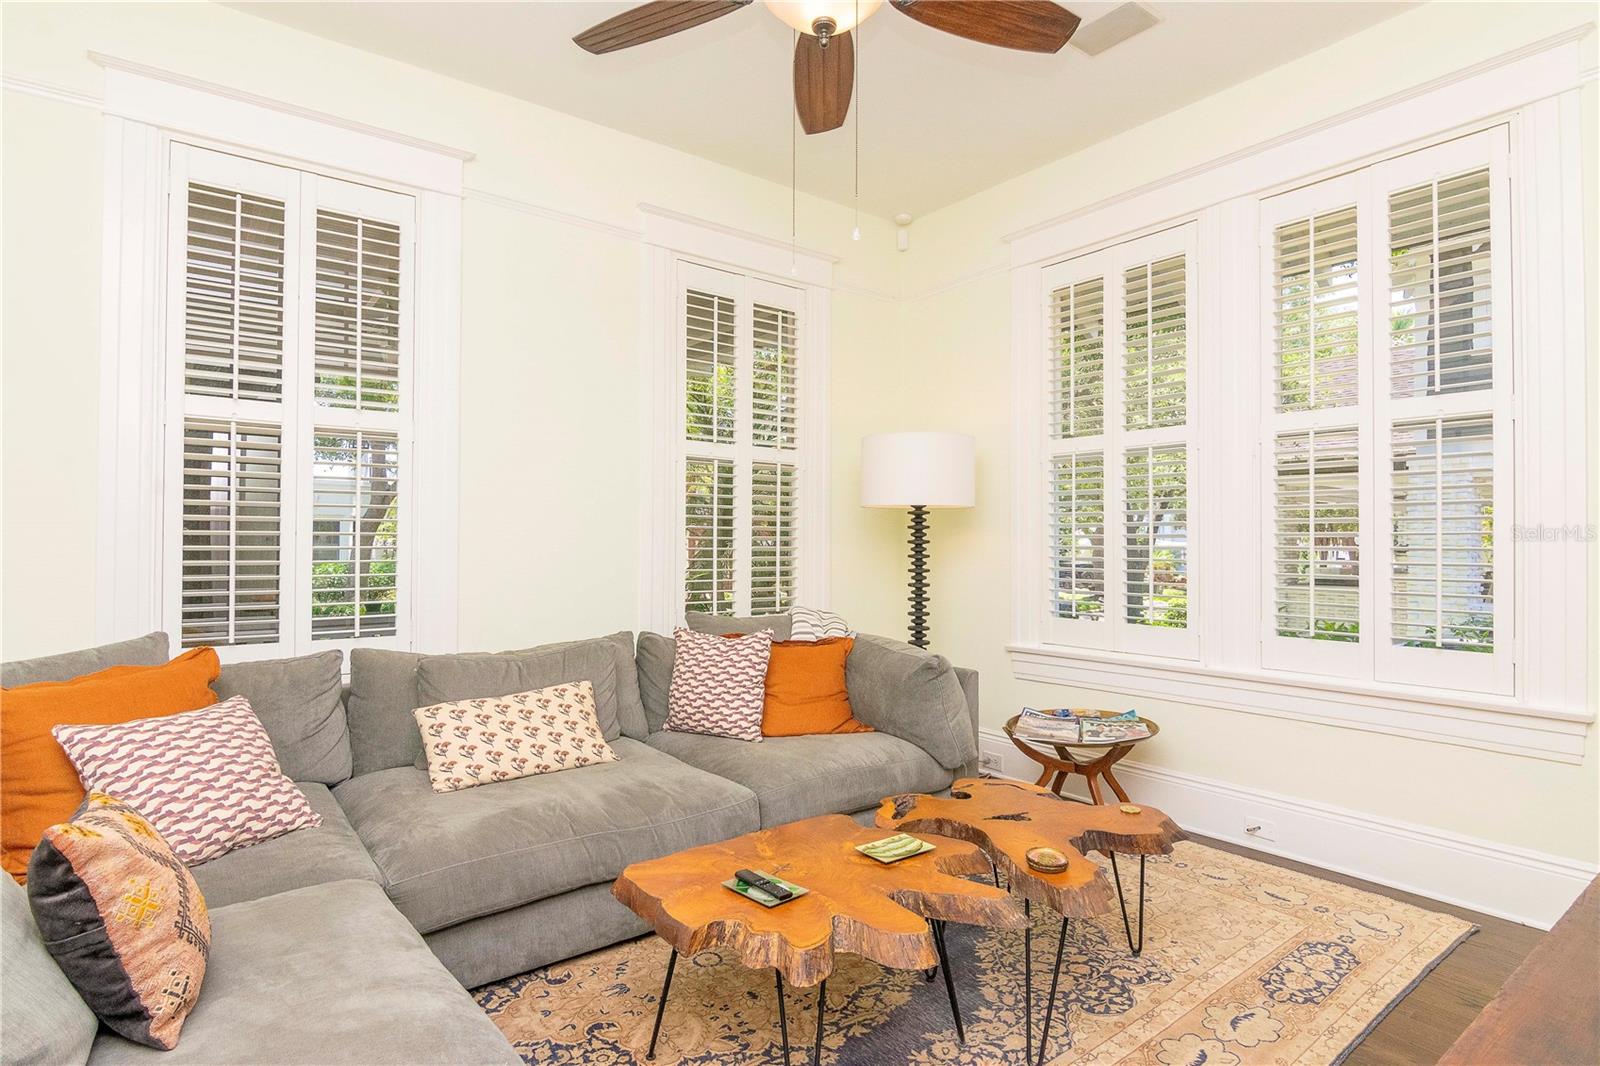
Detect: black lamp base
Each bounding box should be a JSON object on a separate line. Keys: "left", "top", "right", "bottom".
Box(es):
{"left": 907, "top": 505, "right": 929, "bottom": 649}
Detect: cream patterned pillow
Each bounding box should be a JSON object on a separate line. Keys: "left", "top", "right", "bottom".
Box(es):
{"left": 412, "top": 681, "right": 619, "bottom": 794}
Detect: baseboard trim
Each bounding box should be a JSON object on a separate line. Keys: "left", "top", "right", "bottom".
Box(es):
{"left": 978, "top": 728, "right": 1596, "bottom": 930}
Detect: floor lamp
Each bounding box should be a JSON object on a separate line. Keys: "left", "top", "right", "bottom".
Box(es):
{"left": 860, "top": 432, "right": 976, "bottom": 649}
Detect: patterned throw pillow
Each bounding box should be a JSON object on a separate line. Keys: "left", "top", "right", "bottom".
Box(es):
{"left": 789, "top": 606, "right": 855, "bottom": 642}
{"left": 52, "top": 696, "right": 321, "bottom": 866}
{"left": 28, "top": 792, "right": 210, "bottom": 1050}
{"left": 664, "top": 627, "right": 774, "bottom": 742}
{"left": 413, "top": 680, "right": 620, "bottom": 794}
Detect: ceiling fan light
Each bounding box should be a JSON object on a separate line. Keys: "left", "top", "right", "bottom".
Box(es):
{"left": 765, "top": 1, "right": 884, "bottom": 37}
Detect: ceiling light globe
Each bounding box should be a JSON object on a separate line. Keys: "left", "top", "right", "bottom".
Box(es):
{"left": 764, "top": 1, "right": 884, "bottom": 37}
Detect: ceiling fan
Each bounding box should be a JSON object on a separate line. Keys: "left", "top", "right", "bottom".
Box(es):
{"left": 574, "top": 1, "right": 1081, "bottom": 135}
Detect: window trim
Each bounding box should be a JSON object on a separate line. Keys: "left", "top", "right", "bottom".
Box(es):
{"left": 96, "top": 62, "right": 464, "bottom": 657}
{"left": 1006, "top": 35, "right": 1594, "bottom": 761}
{"left": 639, "top": 206, "right": 832, "bottom": 634}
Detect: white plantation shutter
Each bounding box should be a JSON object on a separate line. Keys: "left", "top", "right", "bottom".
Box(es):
{"left": 179, "top": 420, "right": 283, "bottom": 646}
{"left": 1049, "top": 279, "right": 1105, "bottom": 439}
{"left": 1272, "top": 429, "right": 1360, "bottom": 643}
{"left": 1041, "top": 225, "right": 1197, "bottom": 657}
{"left": 1123, "top": 256, "right": 1187, "bottom": 430}
{"left": 750, "top": 462, "right": 797, "bottom": 614}
{"left": 1048, "top": 453, "right": 1105, "bottom": 620}
{"left": 677, "top": 265, "right": 805, "bottom": 618}
{"left": 310, "top": 430, "right": 400, "bottom": 640}
{"left": 1123, "top": 444, "right": 1188, "bottom": 628}
{"left": 1257, "top": 130, "right": 1510, "bottom": 691}
{"left": 163, "top": 144, "right": 415, "bottom": 660}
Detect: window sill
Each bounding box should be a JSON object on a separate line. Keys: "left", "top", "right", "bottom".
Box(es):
{"left": 1006, "top": 643, "right": 1593, "bottom": 764}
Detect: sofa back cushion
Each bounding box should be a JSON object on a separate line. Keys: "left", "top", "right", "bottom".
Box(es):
{"left": 418, "top": 641, "right": 623, "bottom": 740}
{"left": 684, "top": 611, "right": 793, "bottom": 641}
{"left": 213, "top": 650, "right": 351, "bottom": 785}
{"left": 1, "top": 875, "right": 97, "bottom": 1066}
{"left": 346, "top": 633, "right": 648, "bottom": 776}
{"left": 0, "top": 631, "right": 169, "bottom": 688}
{"left": 843, "top": 634, "right": 978, "bottom": 771}
{"left": 1, "top": 648, "right": 221, "bottom": 882}
{"left": 636, "top": 631, "right": 675, "bottom": 733}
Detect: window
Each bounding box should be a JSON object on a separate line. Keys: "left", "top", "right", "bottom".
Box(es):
{"left": 1041, "top": 226, "right": 1197, "bottom": 658}
{"left": 163, "top": 144, "right": 414, "bottom": 660}
{"left": 1259, "top": 129, "right": 1510, "bottom": 693}
{"left": 677, "top": 262, "right": 806, "bottom": 619}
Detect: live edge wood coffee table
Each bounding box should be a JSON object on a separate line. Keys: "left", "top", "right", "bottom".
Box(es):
{"left": 879, "top": 777, "right": 1186, "bottom": 1066}
{"left": 613, "top": 812, "right": 1026, "bottom": 1064}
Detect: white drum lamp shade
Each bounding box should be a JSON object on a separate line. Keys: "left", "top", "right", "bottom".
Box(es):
{"left": 860, "top": 432, "right": 976, "bottom": 509}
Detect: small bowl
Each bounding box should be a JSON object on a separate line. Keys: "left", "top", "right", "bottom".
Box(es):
{"left": 1025, "top": 846, "right": 1069, "bottom": 874}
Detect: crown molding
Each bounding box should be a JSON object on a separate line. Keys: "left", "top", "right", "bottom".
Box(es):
{"left": 87, "top": 51, "right": 475, "bottom": 163}
{"left": 2, "top": 72, "right": 101, "bottom": 109}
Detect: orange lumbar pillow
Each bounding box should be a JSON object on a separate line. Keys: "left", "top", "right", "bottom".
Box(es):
{"left": 757, "top": 637, "right": 873, "bottom": 737}
{"left": 0, "top": 646, "right": 221, "bottom": 882}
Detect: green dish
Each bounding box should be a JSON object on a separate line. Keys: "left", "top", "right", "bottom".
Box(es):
{"left": 722, "top": 871, "right": 808, "bottom": 907}
{"left": 855, "top": 834, "right": 936, "bottom": 864}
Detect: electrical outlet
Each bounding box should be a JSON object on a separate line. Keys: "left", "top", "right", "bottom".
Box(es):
{"left": 1243, "top": 818, "right": 1277, "bottom": 843}
{"left": 979, "top": 751, "right": 1002, "bottom": 772}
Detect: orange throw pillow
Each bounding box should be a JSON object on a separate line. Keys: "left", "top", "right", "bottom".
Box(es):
{"left": 1, "top": 647, "right": 220, "bottom": 882}
{"left": 757, "top": 637, "right": 872, "bottom": 737}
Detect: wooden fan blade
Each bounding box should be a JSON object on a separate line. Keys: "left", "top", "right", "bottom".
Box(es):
{"left": 891, "top": 0, "right": 1080, "bottom": 53}
{"left": 574, "top": 0, "right": 748, "bottom": 55}
{"left": 794, "top": 30, "right": 854, "bottom": 135}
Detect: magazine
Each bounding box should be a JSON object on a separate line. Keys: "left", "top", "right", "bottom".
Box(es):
{"left": 1077, "top": 715, "right": 1151, "bottom": 743}
{"left": 1012, "top": 707, "right": 1082, "bottom": 743}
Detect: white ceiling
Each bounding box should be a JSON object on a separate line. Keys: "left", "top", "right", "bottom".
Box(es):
{"left": 229, "top": 1, "right": 1412, "bottom": 218}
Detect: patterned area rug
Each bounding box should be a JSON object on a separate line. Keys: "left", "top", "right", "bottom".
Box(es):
{"left": 474, "top": 841, "right": 1474, "bottom": 1065}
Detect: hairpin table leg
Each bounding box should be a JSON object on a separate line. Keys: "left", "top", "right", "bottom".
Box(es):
{"left": 1035, "top": 917, "right": 1069, "bottom": 1066}
{"left": 810, "top": 979, "right": 827, "bottom": 1066}
{"left": 1023, "top": 898, "right": 1033, "bottom": 1066}
{"left": 1109, "top": 852, "right": 1147, "bottom": 957}
{"left": 775, "top": 970, "right": 790, "bottom": 1066}
{"left": 646, "top": 947, "right": 677, "bottom": 1060}
{"left": 932, "top": 920, "right": 965, "bottom": 1044}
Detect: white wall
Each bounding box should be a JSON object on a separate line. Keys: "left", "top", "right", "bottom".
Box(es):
{"left": 827, "top": 0, "right": 1600, "bottom": 909}
{"left": 0, "top": 0, "right": 903, "bottom": 659}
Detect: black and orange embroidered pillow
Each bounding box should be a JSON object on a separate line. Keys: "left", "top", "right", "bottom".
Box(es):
{"left": 27, "top": 792, "right": 210, "bottom": 1049}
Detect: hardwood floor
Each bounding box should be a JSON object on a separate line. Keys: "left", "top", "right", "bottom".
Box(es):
{"left": 1191, "top": 833, "right": 1546, "bottom": 1066}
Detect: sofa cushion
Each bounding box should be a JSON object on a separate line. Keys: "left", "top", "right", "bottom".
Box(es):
{"left": 1, "top": 875, "right": 97, "bottom": 1066}
{"left": 685, "top": 611, "right": 792, "bottom": 640}
{"left": 347, "top": 648, "right": 424, "bottom": 776}
{"left": 346, "top": 635, "right": 649, "bottom": 777}
{"left": 417, "top": 638, "right": 626, "bottom": 741}
{"left": 845, "top": 634, "right": 978, "bottom": 770}
{"left": 333, "top": 737, "right": 758, "bottom": 934}
{"left": 187, "top": 783, "right": 381, "bottom": 909}
{"left": 212, "top": 650, "right": 350, "bottom": 785}
{"left": 644, "top": 730, "right": 954, "bottom": 827}
{"left": 85, "top": 880, "right": 521, "bottom": 1066}
{"left": 636, "top": 631, "right": 675, "bottom": 733}
{"left": 0, "top": 632, "right": 169, "bottom": 688}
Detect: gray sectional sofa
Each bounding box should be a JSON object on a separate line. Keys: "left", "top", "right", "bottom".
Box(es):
{"left": 1, "top": 625, "right": 979, "bottom": 1065}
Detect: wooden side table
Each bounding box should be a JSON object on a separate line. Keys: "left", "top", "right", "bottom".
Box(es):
{"left": 1003, "top": 711, "right": 1160, "bottom": 805}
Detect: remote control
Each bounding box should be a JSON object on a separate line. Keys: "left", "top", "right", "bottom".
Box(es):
{"left": 734, "top": 869, "right": 792, "bottom": 901}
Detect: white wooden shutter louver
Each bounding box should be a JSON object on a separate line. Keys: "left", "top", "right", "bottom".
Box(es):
{"left": 752, "top": 304, "right": 798, "bottom": 448}
{"left": 749, "top": 462, "right": 797, "bottom": 614}
{"left": 183, "top": 184, "right": 286, "bottom": 402}
{"left": 310, "top": 430, "right": 400, "bottom": 639}
{"left": 314, "top": 210, "right": 402, "bottom": 412}
{"left": 685, "top": 289, "right": 736, "bottom": 444}
{"left": 1123, "top": 255, "right": 1187, "bottom": 430}
{"left": 1273, "top": 207, "right": 1359, "bottom": 411}
{"left": 1273, "top": 429, "right": 1360, "bottom": 641}
{"left": 1389, "top": 415, "right": 1494, "bottom": 652}
{"left": 1123, "top": 444, "right": 1188, "bottom": 628}
{"left": 1389, "top": 168, "right": 1493, "bottom": 398}
{"left": 1048, "top": 453, "right": 1105, "bottom": 620}
{"left": 179, "top": 420, "right": 283, "bottom": 647}
{"left": 684, "top": 457, "right": 736, "bottom": 614}
{"left": 1048, "top": 279, "right": 1105, "bottom": 439}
